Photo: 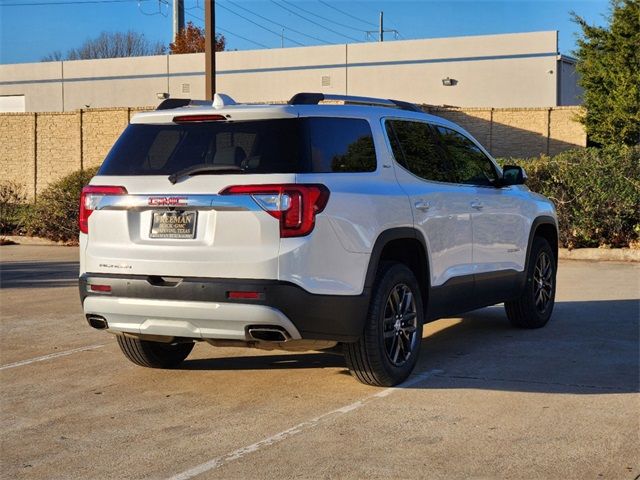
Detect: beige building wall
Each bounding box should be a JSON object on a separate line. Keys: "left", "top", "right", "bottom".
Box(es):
{"left": 0, "top": 105, "right": 586, "bottom": 200}
{"left": 216, "top": 44, "right": 347, "bottom": 103}
{"left": 0, "top": 31, "right": 576, "bottom": 111}
{"left": 347, "top": 32, "right": 558, "bottom": 107}
{"left": 0, "top": 62, "right": 63, "bottom": 112}
{"left": 62, "top": 56, "right": 169, "bottom": 111}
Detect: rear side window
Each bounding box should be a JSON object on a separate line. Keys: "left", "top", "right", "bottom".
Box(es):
{"left": 307, "top": 117, "right": 376, "bottom": 173}
{"left": 436, "top": 127, "right": 499, "bottom": 186}
{"left": 385, "top": 120, "right": 455, "bottom": 183}
{"left": 98, "top": 117, "right": 376, "bottom": 176}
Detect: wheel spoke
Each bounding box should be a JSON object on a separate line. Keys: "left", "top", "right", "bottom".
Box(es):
{"left": 392, "top": 337, "right": 401, "bottom": 363}
{"left": 383, "top": 282, "right": 419, "bottom": 367}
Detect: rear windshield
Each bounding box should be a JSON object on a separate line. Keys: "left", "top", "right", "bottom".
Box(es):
{"left": 98, "top": 117, "right": 376, "bottom": 175}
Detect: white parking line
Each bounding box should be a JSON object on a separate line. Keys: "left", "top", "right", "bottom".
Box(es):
{"left": 0, "top": 344, "right": 106, "bottom": 371}
{"left": 168, "top": 369, "right": 443, "bottom": 480}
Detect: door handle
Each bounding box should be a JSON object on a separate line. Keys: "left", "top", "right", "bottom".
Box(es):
{"left": 414, "top": 201, "right": 431, "bottom": 212}
{"left": 470, "top": 201, "right": 484, "bottom": 210}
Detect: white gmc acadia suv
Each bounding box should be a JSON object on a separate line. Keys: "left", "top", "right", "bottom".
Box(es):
{"left": 79, "top": 92, "right": 558, "bottom": 386}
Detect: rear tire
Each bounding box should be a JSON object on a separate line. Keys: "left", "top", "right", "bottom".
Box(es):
{"left": 116, "top": 335, "right": 194, "bottom": 368}
{"left": 505, "top": 236, "right": 556, "bottom": 329}
{"left": 344, "top": 262, "right": 424, "bottom": 387}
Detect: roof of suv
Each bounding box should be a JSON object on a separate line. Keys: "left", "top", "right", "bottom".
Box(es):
{"left": 131, "top": 92, "right": 462, "bottom": 132}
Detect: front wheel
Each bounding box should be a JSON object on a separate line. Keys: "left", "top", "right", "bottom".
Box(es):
{"left": 116, "top": 335, "right": 194, "bottom": 368}
{"left": 344, "top": 262, "right": 424, "bottom": 386}
{"left": 505, "top": 236, "right": 556, "bottom": 328}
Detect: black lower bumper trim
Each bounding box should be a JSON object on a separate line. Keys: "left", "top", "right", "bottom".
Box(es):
{"left": 79, "top": 274, "right": 369, "bottom": 342}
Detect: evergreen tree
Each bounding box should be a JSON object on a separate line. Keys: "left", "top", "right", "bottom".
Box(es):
{"left": 572, "top": 0, "right": 640, "bottom": 146}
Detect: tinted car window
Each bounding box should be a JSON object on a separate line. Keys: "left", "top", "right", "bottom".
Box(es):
{"left": 307, "top": 117, "right": 376, "bottom": 173}
{"left": 436, "top": 127, "right": 498, "bottom": 186}
{"left": 385, "top": 120, "right": 455, "bottom": 183}
{"left": 99, "top": 119, "right": 304, "bottom": 175}
{"left": 99, "top": 117, "right": 376, "bottom": 175}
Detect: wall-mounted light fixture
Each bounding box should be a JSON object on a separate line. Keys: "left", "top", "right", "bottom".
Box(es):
{"left": 442, "top": 77, "right": 457, "bottom": 86}
{"left": 156, "top": 92, "right": 170, "bottom": 99}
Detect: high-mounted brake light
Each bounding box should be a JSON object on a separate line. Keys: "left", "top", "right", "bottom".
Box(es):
{"left": 173, "top": 114, "right": 227, "bottom": 123}
{"left": 79, "top": 185, "right": 127, "bottom": 234}
{"left": 219, "top": 184, "right": 330, "bottom": 238}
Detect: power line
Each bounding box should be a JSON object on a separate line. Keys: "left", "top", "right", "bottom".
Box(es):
{"left": 279, "top": 0, "right": 366, "bottom": 33}
{"left": 271, "top": 0, "right": 361, "bottom": 43}
{"left": 185, "top": 10, "right": 270, "bottom": 49}
{"left": 317, "top": 0, "right": 377, "bottom": 28}
{"left": 1, "top": 0, "right": 148, "bottom": 6}
{"left": 224, "top": 0, "right": 332, "bottom": 45}
{"left": 215, "top": 2, "right": 305, "bottom": 46}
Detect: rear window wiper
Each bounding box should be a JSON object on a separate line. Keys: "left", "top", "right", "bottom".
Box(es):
{"left": 168, "top": 164, "right": 245, "bottom": 184}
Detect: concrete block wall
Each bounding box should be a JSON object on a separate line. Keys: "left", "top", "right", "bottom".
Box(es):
{"left": 425, "top": 106, "right": 586, "bottom": 158}
{"left": 0, "top": 105, "right": 585, "bottom": 201}
{"left": 36, "top": 112, "right": 81, "bottom": 193}
{"left": 82, "top": 108, "right": 130, "bottom": 169}
{"left": 0, "top": 113, "right": 36, "bottom": 199}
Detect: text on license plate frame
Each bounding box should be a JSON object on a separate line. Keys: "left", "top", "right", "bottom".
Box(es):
{"left": 150, "top": 210, "right": 197, "bottom": 239}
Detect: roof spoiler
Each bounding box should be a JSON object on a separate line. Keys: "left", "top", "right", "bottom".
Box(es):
{"left": 156, "top": 94, "right": 238, "bottom": 111}
{"left": 288, "top": 92, "right": 422, "bottom": 113}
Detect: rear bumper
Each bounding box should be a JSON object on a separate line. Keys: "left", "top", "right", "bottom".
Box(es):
{"left": 79, "top": 274, "right": 369, "bottom": 342}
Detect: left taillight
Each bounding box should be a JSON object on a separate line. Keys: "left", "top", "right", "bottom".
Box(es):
{"left": 79, "top": 185, "right": 127, "bottom": 234}
{"left": 219, "top": 184, "right": 330, "bottom": 238}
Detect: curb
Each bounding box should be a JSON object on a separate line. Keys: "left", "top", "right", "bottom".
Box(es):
{"left": 0, "top": 235, "right": 72, "bottom": 246}
{"left": 559, "top": 248, "right": 640, "bottom": 262}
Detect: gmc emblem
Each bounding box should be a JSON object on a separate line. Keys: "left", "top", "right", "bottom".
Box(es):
{"left": 148, "top": 196, "right": 188, "bottom": 206}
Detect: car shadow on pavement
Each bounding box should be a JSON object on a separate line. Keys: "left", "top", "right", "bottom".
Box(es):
{"left": 0, "top": 261, "right": 79, "bottom": 289}
{"left": 180, "top": 299, "right": 639, "bottom": 395}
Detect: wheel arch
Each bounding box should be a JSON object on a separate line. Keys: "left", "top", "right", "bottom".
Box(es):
{"left": 526, "top": 216, "right": 559, "bottom": 271}
{"left": 363, "top": 228, "right": 430, "bottom": 307}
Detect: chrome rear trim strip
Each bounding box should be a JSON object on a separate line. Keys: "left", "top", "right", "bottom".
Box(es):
{"left": 94, "top": 194, "right": 259, "bottom": 211}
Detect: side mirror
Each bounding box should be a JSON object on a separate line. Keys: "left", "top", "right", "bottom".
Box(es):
{"left": 501, "top": 165, "right": 527, "bottom": 186}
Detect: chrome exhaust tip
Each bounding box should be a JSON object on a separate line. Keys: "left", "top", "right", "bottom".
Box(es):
{"left": 247, "top": 326, "right": 289, "bottom": 342}
{"left": 86, "top": 314, "right": 108, "bottom": 330}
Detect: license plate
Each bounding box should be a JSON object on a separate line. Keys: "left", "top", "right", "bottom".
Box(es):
{"left": 150, "top": 211, "right": 197, "bottom": 239}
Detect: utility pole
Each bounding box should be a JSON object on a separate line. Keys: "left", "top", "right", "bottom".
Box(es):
{"left": 281, "top": 28, "right": 284, "bottom": 48}
{"left": 205, "top": 0, "right": 216, "bottom": 99}
{"left": 172, "top": 0, "right": 184, "bottom": 44}
{"left": 366, "top": 12, "right": 398, "bottom": 42}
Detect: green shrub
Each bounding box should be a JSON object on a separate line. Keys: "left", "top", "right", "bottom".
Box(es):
{"left": 0, "top": 181, "right": 27, "bottom": 234}
{"left": 501, "top": 146, "right": 640, "bottom": 248}
{"left": 27, "top": 167, "right": 99, "bottom": 243}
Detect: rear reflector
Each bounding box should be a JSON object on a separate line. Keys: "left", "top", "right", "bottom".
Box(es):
{"left": 89, "top": 284, "right": 112, "bottom": 293}
{"left": 227, "top": 291, "right": 261, "bottom": 300}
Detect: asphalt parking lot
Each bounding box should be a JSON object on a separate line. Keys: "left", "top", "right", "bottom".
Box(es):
{"left": 1, "top": 245, "right": 638, "bottom": 480}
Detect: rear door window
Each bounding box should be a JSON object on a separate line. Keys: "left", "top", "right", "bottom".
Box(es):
{"left": 436, "top": 126, "right": 499, "bottom": 186}
{"left": 385, "top": 119, "right": 456, "bottom": 183}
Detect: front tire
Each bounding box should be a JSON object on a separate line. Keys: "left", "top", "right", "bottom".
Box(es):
{"left": 116, "top": 335, "right": 194, "bottom": 368}
{"left": 505, "top": 236, "right": 556, "bottom": 328}
{"left": 344, "top": 262, "right": 424, "bottom": 386}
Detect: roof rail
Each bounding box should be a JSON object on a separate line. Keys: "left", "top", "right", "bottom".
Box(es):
{"left": 288, "top": 92, "right": 422, "bottom": 113}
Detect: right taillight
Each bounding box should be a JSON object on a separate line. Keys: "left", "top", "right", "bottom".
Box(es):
{"left": 79, "top": 185, "right": 127, "bottom": 234}
{"left": 219, "top": 184, "right": 330, "bottom": 238}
